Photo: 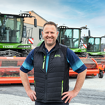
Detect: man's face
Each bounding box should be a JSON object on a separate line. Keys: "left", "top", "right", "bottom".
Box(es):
{"left": 42, "top": 24, "right": 58, "bottom": 47}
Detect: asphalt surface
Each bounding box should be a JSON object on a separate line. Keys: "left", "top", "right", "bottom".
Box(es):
{"left": 0, "top": 74, "right": 105, "bottom": 105}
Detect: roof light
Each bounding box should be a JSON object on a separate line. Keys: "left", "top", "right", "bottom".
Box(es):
{"left": 29, "top": 11, "right": 31, "bottom": 15}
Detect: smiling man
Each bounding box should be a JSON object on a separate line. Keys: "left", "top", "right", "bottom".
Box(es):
{"left": 20, "top": 21, "right": 87, "bottom": 105}
{"left": 42, "top": 22, "right": 59, "bottom": 51}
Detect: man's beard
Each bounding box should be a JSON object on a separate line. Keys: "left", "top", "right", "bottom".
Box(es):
{"left": 46, "top": 42, "right": 55, "bottom": 46}
{"left": 46, "top": 37, "right": 56, "bottom": 46}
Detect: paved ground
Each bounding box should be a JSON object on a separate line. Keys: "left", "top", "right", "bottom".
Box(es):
{"left": 0, "top": 93, "right": 91, "bottom": 105}
{"left": 0, "top": 74, "right": 105, "bottom": 105}
{"left": 0, "top": 94, "right": 91, "bottom": 105}
{"left": 69, "top": 75, "right": 105, "bottom": 105}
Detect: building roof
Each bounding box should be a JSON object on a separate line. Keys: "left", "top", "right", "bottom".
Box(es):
{"left": 24, "top": 10, "right": 48, "bottom": 27}
{"left": 31, "top": 10, "right": 48, "bottom": 22}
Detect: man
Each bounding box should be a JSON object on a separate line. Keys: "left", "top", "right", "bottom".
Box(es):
{"left": 20, "top": 21, "right": 87, "bottom": 105}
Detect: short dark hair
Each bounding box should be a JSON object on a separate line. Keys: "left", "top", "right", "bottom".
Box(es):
{"left": 43, "top": 21, "right": 58, "bottom": 31}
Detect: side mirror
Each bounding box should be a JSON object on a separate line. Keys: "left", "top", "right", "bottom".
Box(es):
{"left": 34, "top": 19, "right": 37, "bottom": 27}
{"left": 88, "top": 30, "right": 90, "bottom": 37}
{"left": 23, "top": 25, "right": 27, "bottom": 38}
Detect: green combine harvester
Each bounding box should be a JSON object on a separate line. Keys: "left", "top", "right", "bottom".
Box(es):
{"left": 0, "top": 12, "right": 37, "bottom": 57}
{"left": 83, "top": 35, "right": 105, "bottom": 78}
{"left": 0, "top": 11, "right": 37, "bottom": 84}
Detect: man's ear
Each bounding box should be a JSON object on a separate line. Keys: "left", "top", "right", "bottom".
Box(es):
{"left": 56, "top": 31, "right": 59, "bottom": 38}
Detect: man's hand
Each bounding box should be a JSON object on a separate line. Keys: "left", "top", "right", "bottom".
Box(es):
{"left": 61, "top": 90, "right": 78, "bottom": 103}
{"left": 26, "top": 89, "right": 36, "bottom": 101}
{"left": 62, "top": 69, "right": 87, "bottom": 103}
{"left": 20, "top": 70, "right": 37, "bottom": 101}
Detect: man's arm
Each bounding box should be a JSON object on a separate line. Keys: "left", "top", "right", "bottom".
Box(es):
{"left": 62, "top": 69, "right": 87, "bottom": 103}
{"left": 20, "top": 70, "right": 36, "bottom": 101}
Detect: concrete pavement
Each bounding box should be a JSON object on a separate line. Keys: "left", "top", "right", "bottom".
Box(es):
{"left": 0, "top": 94, "right": 90, "bottom": 105}
{"left": 0, "top": 74, "right": 105, "bottom": 105}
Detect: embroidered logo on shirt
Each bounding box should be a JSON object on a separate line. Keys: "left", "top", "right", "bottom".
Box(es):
{"left": 54, "top": 54, "right": 61, "bottom": 57}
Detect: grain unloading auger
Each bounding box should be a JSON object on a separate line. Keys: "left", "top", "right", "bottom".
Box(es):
{"left": 0, "top": 11, "right": 37, "bottom": 84}
{"left": 57, "top": 26, "right": 99, "bottom": 77}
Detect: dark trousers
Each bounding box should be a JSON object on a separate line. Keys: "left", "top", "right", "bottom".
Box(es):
{"left": 35, "top": 101, "right": 69, "bottom": 105}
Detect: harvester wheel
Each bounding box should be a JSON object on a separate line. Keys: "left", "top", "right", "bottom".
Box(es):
{"left": 98, "top": 71, "right": 103, "bottom": 78}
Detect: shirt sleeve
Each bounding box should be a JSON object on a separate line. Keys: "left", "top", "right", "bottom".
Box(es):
{"left": 20, "top": 49, "right": 34, "bottom": 73}
{"left": 66, "top": 48, "right": 87, "bottom": 73}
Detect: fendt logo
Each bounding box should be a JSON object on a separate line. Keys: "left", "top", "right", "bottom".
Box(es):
{"left": 3, "top": 46, "right": 13, "bottom": 48}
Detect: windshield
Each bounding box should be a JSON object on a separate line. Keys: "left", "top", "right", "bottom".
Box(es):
{"left": 58, "top": 28, "right": 80, "bottom": 48}
{"left": 0, "top": 15, "right": 23, "bottom": 43}
{"left": 87, "top": 38, "right": 101, "bottom": 52}
{"left": 101, "top": 37, "right": 105, "bottom": 52}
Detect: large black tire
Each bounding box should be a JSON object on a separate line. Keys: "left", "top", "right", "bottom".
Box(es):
{"left": 98, "top": 71, "right": 103, "bottom": 78}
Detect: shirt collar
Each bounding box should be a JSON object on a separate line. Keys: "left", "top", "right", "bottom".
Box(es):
{"left": 44, "top": 45, "right": 55, "bottom": 54}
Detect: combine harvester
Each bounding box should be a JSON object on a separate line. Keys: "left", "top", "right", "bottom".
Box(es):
{"left": 83, "top": 35, "right": 105, "bottom": 78}
{"left": 57, "top": 26, "right": 99, "bottom": 77}
{"left": 0, "top": 11, "right": 36, "bottom": 84}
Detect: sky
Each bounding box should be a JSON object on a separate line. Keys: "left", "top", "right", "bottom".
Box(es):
{"left": 0, "top": 0, "right": 105, "bottom": 37}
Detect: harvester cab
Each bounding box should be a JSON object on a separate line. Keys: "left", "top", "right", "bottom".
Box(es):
{"left": 83, "top": 36, "right": 102, "bottom": 57}
{"left": 0, "top": 11, "right": 37, "bottom": 84}
{"left": 57, "top": 26, "right": 87, "bottom": 57}
{"left": 101, "top": 36, "right": 105, "bottom": 55}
